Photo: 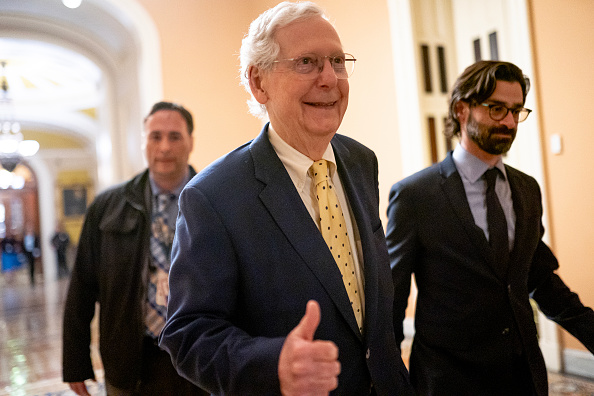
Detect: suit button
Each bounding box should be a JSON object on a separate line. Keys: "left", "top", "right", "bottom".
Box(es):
{"left": 366, "top": 348, "right": 370, "bottom": 359}
{"left": 502, "top": 328, "right": 510, "bottom": 335}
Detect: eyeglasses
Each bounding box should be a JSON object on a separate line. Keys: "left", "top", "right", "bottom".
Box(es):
{"left": 273, "top": 53, "right": 356, "bottom": 80}
{"left": 478, "top": 103, "right": 532, "bottom": 123}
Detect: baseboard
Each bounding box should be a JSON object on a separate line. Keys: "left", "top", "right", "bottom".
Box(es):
{"left": 563, "top": 348, "right": 594, "bottom": 380}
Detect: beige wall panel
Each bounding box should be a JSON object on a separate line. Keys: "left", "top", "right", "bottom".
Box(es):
{"left": 137, "top": 0, "right": 263, "bottom": 171}
{"left": 529, "top": 0, "right": 594, "bottom": 351}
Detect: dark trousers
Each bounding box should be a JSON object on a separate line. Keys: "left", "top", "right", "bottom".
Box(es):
{"left": 25, "top": 252, "right": 35, "bottom": 284}
{"left": 510, "top": 354, "right": 537, "bottom": 396}
{"left": 106, "top": 337, "right": 209, "bottom": 396}
{"left": 57, "top": 251, "right": 69, "bottom": 277}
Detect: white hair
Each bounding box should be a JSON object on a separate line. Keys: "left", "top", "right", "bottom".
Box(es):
{"left": 239, "top": 1, "right": 327, "bottom": 118}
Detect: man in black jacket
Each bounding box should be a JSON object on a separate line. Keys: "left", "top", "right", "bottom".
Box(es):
{"left": 62, "top": 102, "right": 207, "bottom": 395}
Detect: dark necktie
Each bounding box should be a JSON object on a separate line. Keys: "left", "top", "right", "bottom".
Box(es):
{"left": 484, "top": 168, "right": 509, "bottom": 276}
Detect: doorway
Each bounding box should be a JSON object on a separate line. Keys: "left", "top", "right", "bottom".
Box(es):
{"left": 0, "top": 160, "right": 41, "bottom": 285}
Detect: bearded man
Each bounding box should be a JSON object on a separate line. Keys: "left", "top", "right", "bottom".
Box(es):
{"left": 386, "top": 60, "right": 594, "bottom": 396}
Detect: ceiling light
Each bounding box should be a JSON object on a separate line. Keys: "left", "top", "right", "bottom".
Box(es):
{"left": 62, "top": 0, "right": 82, "bottom": 9}
{"left": 0, "top": 61, "right": 39, "bottom": 172}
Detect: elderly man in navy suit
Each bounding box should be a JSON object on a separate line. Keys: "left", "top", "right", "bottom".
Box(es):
{"left": 387, "top": 60, "right": 594, "bottom": 395}
{"left": 159, "top": 2, "right": 413, "bottom": 395}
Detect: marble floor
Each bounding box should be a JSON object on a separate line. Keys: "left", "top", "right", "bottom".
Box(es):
{"left": 1, "top": 267, "right": 593, "bottom": 395}
{"left": 0, "top": 269, "right": 104, "bottom": 396}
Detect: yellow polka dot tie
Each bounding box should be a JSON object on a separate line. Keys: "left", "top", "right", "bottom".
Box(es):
{"left": 311, "top": 160, "right": 363, "bottom": 333}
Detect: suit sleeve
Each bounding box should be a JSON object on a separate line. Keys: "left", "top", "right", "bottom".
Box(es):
{"left": 529, "top": 240, "right": 594, "bottom": 354}
{"left": 386, "top": 181, "right": 418, "bottom": 347}
{"left": 62, "top": 199, "right": 101, "bottom": 382}
{"left": 159, "top": 185, "right": 285, "bottom": 395}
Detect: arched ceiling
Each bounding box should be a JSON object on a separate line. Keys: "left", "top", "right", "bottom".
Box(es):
{"left": 0, "top": 38, "right": 102, "bottom": 110}
{"left": 0, "top": 0, "right": 135, "bottom": 58}
{"left": 0, "top": 0, "right": 159, "bottom": 184}
{"left": 0, "top": 0, "right": 137, "bottom": 149}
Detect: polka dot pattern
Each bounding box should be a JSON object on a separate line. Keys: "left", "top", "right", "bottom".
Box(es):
{"left": 311, "top": 160, "right": 363, "bottom": 333}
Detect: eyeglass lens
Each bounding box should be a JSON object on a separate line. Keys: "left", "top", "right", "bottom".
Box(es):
{"left": 482, "top": 104, "right": 531, "bottom": 122}
{"left": 292, "top": 54, "right": 355, "bottom": 79}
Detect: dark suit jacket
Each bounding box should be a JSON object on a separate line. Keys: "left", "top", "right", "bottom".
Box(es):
{"left": 159, "top": 124, "right": 413, "bottom": 395}
{"left": 387, "top": 152, "right": 594, "bottom": 395}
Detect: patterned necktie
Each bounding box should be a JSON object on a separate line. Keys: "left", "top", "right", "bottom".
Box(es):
{"left": 146, "top": 193, "right": 175, "bottom": 337}
{"left": 484, "top": 168, "right": 509, "bottom": 277}
{"left": 311, "top": 160, "right": 364, "bottom": 333}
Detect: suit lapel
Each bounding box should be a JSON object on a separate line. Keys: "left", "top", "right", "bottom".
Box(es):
{"left": 440, "top": 154, "right": 491, "bottom": 255}
{"left": 506, "top": 166, "right": 530, "bottom": 270}
{"left": 332, "top": 138, "right": 370, "bottom": 340}
{"left": 249, "top": 125, "right": 362, "bottom": 338}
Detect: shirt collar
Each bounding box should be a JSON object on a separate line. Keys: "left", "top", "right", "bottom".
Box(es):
{"left": 268, "top": 124, "right": 336, "bottom": 188}
{"left": 149, "top": 170, "right": 189, "bottom": 197}
{"left": 452, "top": 144, "right": 507, "bottom": 183}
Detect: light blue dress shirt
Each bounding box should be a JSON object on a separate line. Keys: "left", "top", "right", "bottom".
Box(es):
{"left": 149, "top": 173, "right": 190, "bottom": 222}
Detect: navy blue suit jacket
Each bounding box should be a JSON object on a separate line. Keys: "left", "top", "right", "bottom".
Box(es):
{"left": 387, "top": 152, "right": 594, "bottom": 395}
{"left": 160, "top": 124, "right": 413, "bottom": 395}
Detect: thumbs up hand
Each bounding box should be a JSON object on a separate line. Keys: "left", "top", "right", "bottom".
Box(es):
{"left": 278, "top": 300, "right": 341, "bottom": 396}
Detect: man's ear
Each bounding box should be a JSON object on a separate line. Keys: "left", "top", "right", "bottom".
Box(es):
{"left": 248, "top": 66, "right": 269, "bottom": 105}
{"left": 454, "top": 101, "right": 469, "bottom": 125}
{"left": 189, "top": 133, "right": 195, "bottom": 152}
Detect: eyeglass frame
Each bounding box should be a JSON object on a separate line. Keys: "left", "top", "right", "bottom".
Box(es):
{"left": 272, "top": 53, "right": 356, "bottom": 80}
{"left": 476, "top": 102, "right": 532, "bottom": 123}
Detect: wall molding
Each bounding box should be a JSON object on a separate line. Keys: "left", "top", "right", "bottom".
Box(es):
{"left": 564, "top": 348, "right": 594, "bottom": 380}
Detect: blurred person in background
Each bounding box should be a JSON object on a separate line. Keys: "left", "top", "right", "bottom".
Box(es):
{"left": 62, "top": 101, "right": 207, "bottom": 396}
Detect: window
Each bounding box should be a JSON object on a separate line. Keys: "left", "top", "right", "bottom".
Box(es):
{"left": 437, "top": 46, "right": 448, "bottom": 93}
{"left": 421, "top": 44, "right": 432, "bottom": 93}
{"left": 427, "top": 116, "right": 438, "bottom": 163}
{"left": 473, "top": 38, "right": 482, "bottom": 61}
{"left": 489, "top": 31, "right": 499, "bottom": 60}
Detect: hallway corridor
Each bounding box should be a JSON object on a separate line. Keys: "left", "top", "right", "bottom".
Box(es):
{"left": 0, "top": 267, "right": 593, "bottom": 395}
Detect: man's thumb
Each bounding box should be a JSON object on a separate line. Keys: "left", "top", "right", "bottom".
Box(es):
{"left": 292, "top": 300, "right": 321, "bottom": 341}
